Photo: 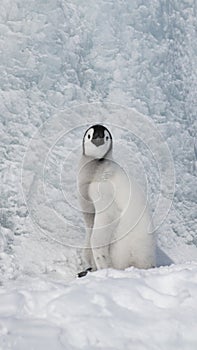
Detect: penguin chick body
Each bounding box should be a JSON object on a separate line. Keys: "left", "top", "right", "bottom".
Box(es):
{"left": 78, "top": 124, "right": 156, "bottom": 273}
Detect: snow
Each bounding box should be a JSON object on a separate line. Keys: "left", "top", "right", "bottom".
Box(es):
{"left": 1, "top": 264, "right": 197, "bottom": 350}
{"left": 0, "top": 0, "right": 197, "bottom": 349}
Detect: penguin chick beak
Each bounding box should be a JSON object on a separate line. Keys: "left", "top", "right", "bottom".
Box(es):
{"left": 92, "top": 137, "right": 104, "bottom": 147}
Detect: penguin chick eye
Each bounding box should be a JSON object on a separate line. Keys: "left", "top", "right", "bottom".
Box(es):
{"left": 87, "top": 134, "right": 91, "bottom": 139}
{"left": 106, "top": 136, "right": 109, "bottom": 141}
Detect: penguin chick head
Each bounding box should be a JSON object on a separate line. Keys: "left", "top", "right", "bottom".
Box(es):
{"left": 83, "top": 124, "right": 112, "bottom": 159}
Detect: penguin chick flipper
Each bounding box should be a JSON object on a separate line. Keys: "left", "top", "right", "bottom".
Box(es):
{"left": 77, "top": 267, "right": 92, "bottom": 278}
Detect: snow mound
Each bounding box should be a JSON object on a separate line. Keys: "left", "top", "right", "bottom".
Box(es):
{"left": 1, "top": 263, "right": 197, "bottom": 349}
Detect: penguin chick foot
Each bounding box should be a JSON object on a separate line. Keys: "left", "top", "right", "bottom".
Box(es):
{"left": 77, "top": 267, "right": 92, "bottom": 278}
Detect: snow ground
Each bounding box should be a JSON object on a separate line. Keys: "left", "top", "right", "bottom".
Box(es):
{"left": 0, "top": 0, "right": 197, "bottom": 349}
{"left": 1, "top": 263, "right": 197, "bottom": 350}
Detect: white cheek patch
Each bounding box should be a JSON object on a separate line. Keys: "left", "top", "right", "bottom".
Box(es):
{"left": 85, "top": 128, "right": 94, "bottom": 141}
{"left": 104, "top": 130, "right": 109, "bottom": 140}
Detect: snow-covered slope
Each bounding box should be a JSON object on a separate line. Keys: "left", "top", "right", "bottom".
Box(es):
{"left": 1, "top": 264, "right": 197, "bottom": 350}
{"left": 0, "top": 0, "right": 197, "bottom": 348}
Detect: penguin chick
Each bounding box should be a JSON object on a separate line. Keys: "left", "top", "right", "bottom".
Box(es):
{"left": 78, "top": 124, "right": 156, "bottom": 276}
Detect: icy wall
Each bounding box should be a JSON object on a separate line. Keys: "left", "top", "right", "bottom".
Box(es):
{"left": 0, "top": 0, "right": 196, "bottom": 279}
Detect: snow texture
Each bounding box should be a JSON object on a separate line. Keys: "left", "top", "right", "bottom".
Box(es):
{"left": 1, "top": 264, "right": 197, "bottom": 350}
{"left": 0, "top": 0, "right": 197, "bottom": 349}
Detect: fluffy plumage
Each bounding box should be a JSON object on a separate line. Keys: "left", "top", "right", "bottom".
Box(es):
{"left": 78, "top": 124, "right": 155, "bottom": 275}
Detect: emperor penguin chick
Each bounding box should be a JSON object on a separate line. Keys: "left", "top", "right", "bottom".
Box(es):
{"left": 78, "top": 124, "right": 156, "bottom": 275}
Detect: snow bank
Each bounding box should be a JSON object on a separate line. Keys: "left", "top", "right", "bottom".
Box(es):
{"left": 1, "top": 263, "right": 197, "bottom": 349}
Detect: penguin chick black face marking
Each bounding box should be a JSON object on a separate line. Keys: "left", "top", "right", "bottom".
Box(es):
{"left": 83, "top": 124, "right": 112, "bottom": 159}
